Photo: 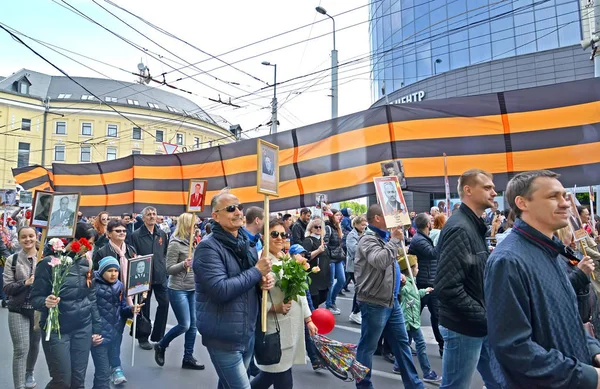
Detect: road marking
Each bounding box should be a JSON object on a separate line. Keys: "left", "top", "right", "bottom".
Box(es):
{"left": 334, "top": 323, "right": 438, "bottom": 346}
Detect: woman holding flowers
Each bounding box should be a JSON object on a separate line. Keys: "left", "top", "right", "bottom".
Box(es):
{"left": 3, "top": 226, "right": 41, "bottom": 389}
{"left": 251, "top": 218, "right": 318, "bottom": 389}
{"left": 30, "top": 222, "right": 102, "bottom": 389}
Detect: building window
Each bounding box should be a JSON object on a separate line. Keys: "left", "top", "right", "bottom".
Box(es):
{"left": 127, "top": 99, "right": 139, "bottom": 106}
{"left": 176, "top": 133, "right": 184, "bottom": 145}
{"left": 147, "top": 102, "right": 160, "bottom": 109}
{"left": 21, "top": 118, "right": 31, "bottom": 131}
{"left": 132, "top": 127, "right": 142, "bottom": 140}
{"left": 107, "top": 124, "right": 118, "bottom": 137}
{"left": 55, "top": 121, "right": 66, "bottom": 135}
{"left": 80, "top": 146, "right": 91, "bottom": 162}
{"left": 156, "top": 130, "right": 164, "bottom": 142}
{"left": 194, "top": 137, "right": 200, "bottom": 148}
{"left": 57, "top": 93, "right": 72, "bottom": 99}
{"left": 54, "top": 145, "right": 65, "bottom": 162}
{"left": 19, "top": 82, "right": 29, "bottom": 95}
{"left": 81, "top": 122, "right": 92, "bottom": 136}
{"left": 104, "top": 96, "right": 118, "bottom": 103}
{"left": 81, "top": 95, "right": 96, "bottom": 100}
{"left": 17, "top": 142, "right": 30, "bottom": 168}
{"left": 107, "top": 147, "right": 117, "bottom": 161}
{"left": 132, "top": 150, "right": 141, "bottom": 155}
{"left": 167, "top": 106, "right": 180, "bottom": 113}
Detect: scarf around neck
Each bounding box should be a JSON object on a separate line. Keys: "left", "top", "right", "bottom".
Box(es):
{"left": 211, "top": 220, "right": 251, "bottom": 269}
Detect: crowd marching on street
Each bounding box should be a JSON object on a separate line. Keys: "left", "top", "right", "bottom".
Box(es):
{"left": 2, "top": 168, "right": 600, "bottom": 389}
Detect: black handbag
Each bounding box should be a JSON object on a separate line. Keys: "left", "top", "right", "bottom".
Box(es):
{"left": 129, "top": 312, "right": 152, "bottom": 339}
{"left": 254, "top": 292, "right": 282, "bottom": 366}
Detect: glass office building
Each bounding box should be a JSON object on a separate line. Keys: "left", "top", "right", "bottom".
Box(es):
{"left": 370, "top": 0, "right": 586, "bottom": 102}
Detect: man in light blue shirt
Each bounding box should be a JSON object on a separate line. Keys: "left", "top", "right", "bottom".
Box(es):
{"left": 242, "top": 206, "right": 264, "bottom": 253}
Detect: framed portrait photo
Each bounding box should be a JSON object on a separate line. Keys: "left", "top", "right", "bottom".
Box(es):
{"left": 187, "top": 179, "right": 207, "bottom": 213}
{"left": 47, "top": 192, "right": 81, "bottom": 238}
{"left": 373, "top": 176, "right": 411, "bottom": 228}
{"left": 257, "top": 139, "right": 279, "bottom": 196}
{"left": 380, "top": 160, "right": 407, "bottom": 189}
{"left": 316, "top": 193, "right": 328, "bottom": 209}
{"left": 126, "top": 254, "right": 153, "bottom": 297}
{"left": 567, "top": 194, "right": 587, "bottom": 242}
{"left": 30, "top": 190, "right": 54, "bottom": 229}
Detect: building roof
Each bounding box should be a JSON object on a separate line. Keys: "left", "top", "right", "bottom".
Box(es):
{"left": 0, "top": 69, "right": 219, "bottom": 125}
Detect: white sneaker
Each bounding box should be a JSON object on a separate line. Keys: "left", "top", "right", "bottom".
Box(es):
{"left": 328, "top": 306, "right": 341, "bottom": 315}
{"left": 349, "top": 312, "right": 362, "bottom": 325}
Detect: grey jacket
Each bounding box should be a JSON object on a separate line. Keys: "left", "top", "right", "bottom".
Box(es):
{"left": 345, "top": 228, "right": 360, "bottom": 273}
{"left": 354, "top": 229, "right": 402, "bottom": 308}
{"left": 167, "top": 238, "right": 194, "bottom": 291}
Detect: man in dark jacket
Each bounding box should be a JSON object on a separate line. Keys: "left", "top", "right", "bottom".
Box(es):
{"left": 354, "top": 204, "right": 423, "bottom": 389}
{"left": 130, "top": 206, "right": 168, "bottom": 350}
{"left": 409, "top": 213, "right": 443, "bottom": 356}
{"left": 291, "top": 207, "right": 311, "bottom": 245}
{"left": 486, "top": 170, "right": 600, "bottom": 388}
{"left": 194, "top": 191, "right": 273, "bottom": 389}
{"left": 434, "top": 169, "right": 500, "bottom": 389}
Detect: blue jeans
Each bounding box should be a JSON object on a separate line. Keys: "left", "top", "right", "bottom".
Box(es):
{"left": 159, "top": 289, "right": 196, "bottom": 359}
{"left": 356, "top": 300, "right": 423, "bottom": 389}
{"left": 91, "top": 339, "right": 121, "bottom": 389}
{"left": 406, "top": 328, "right": 431, "bottom": 376}
{"left": 0, "top": 265, "right": 6, "bottom": 300}
{"left": 109, "top": 330, "right": 123, "bottom": 368}
{"left": 439, "top": 325, "right": 500, "bottom": 389}
{"left": 326, "top": 261, "right": 345, "bottom": 308}
{"left": 208, "top": 336, "right": 255, "bottom": 389}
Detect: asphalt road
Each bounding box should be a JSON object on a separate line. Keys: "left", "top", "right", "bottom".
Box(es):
{"left": 0, "top": 284, "right": 486, "bottom": 388}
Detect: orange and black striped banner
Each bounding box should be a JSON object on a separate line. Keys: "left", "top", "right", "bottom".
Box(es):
{"left": 12, "top": 79, "right": 600, "bottom": 217}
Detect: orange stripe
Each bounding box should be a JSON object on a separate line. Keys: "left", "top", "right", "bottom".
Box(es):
{"left": 15, "top": 167, "right": 49, "bottom": 183}
{"left": 508, "top": 101, "right": 600, "bottom": 133}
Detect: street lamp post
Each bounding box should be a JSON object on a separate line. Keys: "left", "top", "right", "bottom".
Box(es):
{"left": 316, "top": 6, "right": 338, "bottom": 119}
{"left": 261, "top": 61, "right": 278, "bottom": 134}
{"left": 434, "top": 58, "right": 442, "bottom": 75}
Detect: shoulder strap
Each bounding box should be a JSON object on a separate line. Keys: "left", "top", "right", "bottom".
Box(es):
{"left": 267, "top": 292, "right": 280, "bottom": 332}
{"left": 10, "top": 253, "right": 17, "bottom": 276}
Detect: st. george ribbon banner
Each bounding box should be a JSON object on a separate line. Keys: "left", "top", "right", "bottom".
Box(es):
{"left": 13, "top": 78, "right": 600, "bottom": 216}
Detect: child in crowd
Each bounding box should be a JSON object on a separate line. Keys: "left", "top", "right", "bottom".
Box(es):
{"left": 394, "top": 254, "right": 442, "bottom": 384}
{"left": 92, "top": 257, "right": 142, "bottom": 388}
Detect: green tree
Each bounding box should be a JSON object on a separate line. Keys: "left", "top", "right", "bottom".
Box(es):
{"left": 340, "top": 201, "right": 367, "bottom": 216}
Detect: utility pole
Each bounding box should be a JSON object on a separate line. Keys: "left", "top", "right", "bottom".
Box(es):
{"left": 261, "top": 61, "right": 278, "bottom": 134}
{"left": 581, "top": 0, "right": 600, "bottom": 77}
{"left": 41, "top": 97, "right": 49, "bottom": 167}
{"left": 316, "top": 6, "right": 338, "bottom": 119}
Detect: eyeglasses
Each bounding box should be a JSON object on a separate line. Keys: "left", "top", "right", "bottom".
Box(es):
{"left": 214, "top": 204, "right": 244, "bottom": 213}
{"left": 313, "top": 226, "right": 322, "bottom": 230}
{"left": 101, "top": 218, "right": 108, "bottom": 221}
{"left": 112, "top": 229, "right": 126, "bottom": 233}
{"left": 270, "top": 231, "right": 289, "bottom": 239}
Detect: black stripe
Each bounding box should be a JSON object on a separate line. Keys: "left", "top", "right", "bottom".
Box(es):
{"left": 217, "top": 145, "right": 228, "bottom": 188}
{"left": 498, "top": 92, "right": 515, "bottom": 181}
{"left": 96, "top": 162, "right": 109, "bottom": 210}
{"left": 174, "top": 153, "right": 187, "bottom": 201}
{"left": 385, "top": 105, "right": 397, "bottom": 161}
{"left": 291, "top": 128, "right": 305, "bottom": 208}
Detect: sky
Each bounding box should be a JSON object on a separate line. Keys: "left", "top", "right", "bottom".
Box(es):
{"left": 0, "top": 0, "right": 372, "bottom": 138}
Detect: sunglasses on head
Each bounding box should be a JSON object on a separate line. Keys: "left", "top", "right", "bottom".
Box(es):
{"left": 270, "top": 231, "right": 289, "bottom": 239}
{"left": 215, "top": 204, "right": 244, "bottom": 213}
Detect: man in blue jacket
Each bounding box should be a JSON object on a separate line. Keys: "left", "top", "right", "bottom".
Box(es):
{"left": 486, "top": 170, "right": 600, "bottom": 388}
{"left": 194, "top": 191, "right": 273, "bottom": 389}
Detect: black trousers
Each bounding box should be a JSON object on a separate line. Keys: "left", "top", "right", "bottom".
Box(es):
{"left": 344, "top": 272, "right": 355, "bottom": 290}
{"left": 251, "top": 368, "right": 293, "bottom": 389}
{"left": 310, "top": 289, "right": 329, "bottom": 309}
{"left": 141, "top": 282, "right": 170, "bottom": 342}
{"left": 42, "top": 323, "right": 92, "bottom": 389}
{"left": 418, "top": 286, "right": 444, "bottom": 350}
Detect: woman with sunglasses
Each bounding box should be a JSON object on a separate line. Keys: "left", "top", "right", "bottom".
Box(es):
{"left": 252, "top": 218, "right": 318, "bottom": 389}
{"left": 301, "top": 218, "right": 330, "bottom": 309}
{"left": 154, "top": 213, "right": 205, "bottom": 371}
{"left": 324, "top": 209, "right": 346, "bottom": 315}
{"left": 93, "top": 212, "right": 110, "bottom": 251}
{"left": 91, "top": 219, "right": 136, "bottom": 385}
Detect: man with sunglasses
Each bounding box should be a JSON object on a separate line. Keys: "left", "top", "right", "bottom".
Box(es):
{"left": 243, "top": 206, "right": 265, "bottom": 254}
{"left": 194, "top": 192, "right": 274, "bottom": 389}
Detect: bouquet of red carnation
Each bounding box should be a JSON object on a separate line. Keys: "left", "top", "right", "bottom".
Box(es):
{"left": 45, "top": 237, "right": 94, "bottom": 341}
{"left": 272, "top": 253, "right": 320, "bottom": 304}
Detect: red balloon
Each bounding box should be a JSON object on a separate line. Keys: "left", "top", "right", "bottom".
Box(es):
{"left": 311, "top": 308, "right": 336, "bottom": 335}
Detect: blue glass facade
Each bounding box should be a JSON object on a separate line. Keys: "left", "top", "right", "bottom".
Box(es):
{"left": 370, "top": 0, "right": 583, "bottom": 101}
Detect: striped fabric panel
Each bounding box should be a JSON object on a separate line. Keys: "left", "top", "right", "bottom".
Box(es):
{"left": 12, "top": 79, "right": 600, "bottom": 216}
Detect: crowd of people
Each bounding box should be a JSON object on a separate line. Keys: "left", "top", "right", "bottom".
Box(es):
{"left": 1, "top": 168, "right": 600, "bottom": 389}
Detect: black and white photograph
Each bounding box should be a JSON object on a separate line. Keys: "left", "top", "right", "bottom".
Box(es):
{"left": 257, "top": 139, "right": 279, "bottom": 196}
{"left": 47, "top": 192, "right": 80, "bottom": 238}
{"left": 373, "top": 176, "right": 410, "bottom": 228}
{"left": 19, "top": 190, "right": 33, "bottom": 208}
{"left": 126, "top": 254, "right": 153, "bottom": 297}
{"left": 31, "top": 190, "right": 53, "bottom": 228}
{"left": 1, "top": 189, "right": 17, "bottom": 206}
{"left": 316, "top": 193, "right": 328, "bottom": 209}
{"left": 380, "top": 160, "right": 407, "bottom": 189}
{"left": 567, "top": 193, "right": 587, "bottom": 241}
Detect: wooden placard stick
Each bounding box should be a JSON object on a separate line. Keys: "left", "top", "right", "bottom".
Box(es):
{"left": 37, "top": 229, "right": 47, "bottom": 262}
{"left": 261, "top": 195, "right": 270, "bottom": 332}
{"left": 187, "top": 213, "right": 196, "bottom": 273}
{"left": 579, "top": 241, "right": 596, "bottom": 280}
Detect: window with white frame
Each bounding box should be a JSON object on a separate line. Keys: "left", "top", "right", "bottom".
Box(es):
{"left": 55, "top": 121, "right": 66, "bottom": 135}
{"left": 80, "top": 146, "right": 91, "bottom": 162}
{"left": 176, "top": 133, "right": 184, "bottom": 145}
{"left": 147, "top": 102, "right": 160, "bottom": 109}
{"left": 107, "top": 124, "right": 118, "bottom": 137}
{"left": 21, "top": 118, "right": 31, "bottom": 131}
{"left": 127, "top": 99, "right": 139, "bottom": 106}
{"left": 155, "top": 130, "right": 164, "bottom": 142}
{"left": 167, "top": 106, "right": 180, "bottom": 113}
{"left": 132, "top": 127, "right": 142, "bottom": 140}
{"left": 57, "top": 93, "right": 72, "bottom": 99}
{"left": 107, "top": 147, "right": 117, "bottom": 161}
{"left": 17, "top": 142, "right": 30, "bottom": 168}
{"left": 81, "top": 95, "right": 96, "bottom": 100}
{"left": 194, "top": 137, "right": 200, "bottom": 148}
{"left": 81, "top": 122, "right": 92, "bottom": 136}
{"left": 54, "top": 145, "right": 65, "bottom": 161}
{"left": 104, "top": 96, "right": 117, "bottom": 103}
